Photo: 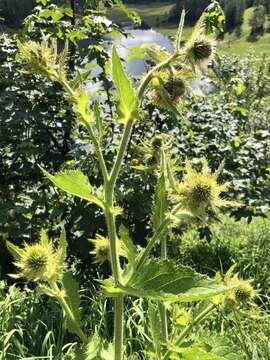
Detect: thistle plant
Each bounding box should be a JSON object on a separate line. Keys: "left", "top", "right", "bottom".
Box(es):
{"left": 7, "top": 2, "right": 251, "bottom": 359}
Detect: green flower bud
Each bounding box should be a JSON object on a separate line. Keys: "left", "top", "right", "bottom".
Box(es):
{"left": 14, "top": 243, "right": 61, "bottom": 282}
{"left": 186, "top": 37, "right": 213, "bottom": 63}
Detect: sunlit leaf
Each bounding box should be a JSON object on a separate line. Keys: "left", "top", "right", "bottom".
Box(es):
{"left": 102, "top": 259, "right": 241, "bottom": 302}
{"left": 112, "top": 46, "right": 138, "bottom": 124}
{"left": 62, "top": 271, "right": 82, "bottom": 337}
{"left": 39, "top": 167, "right": 104, "bottom": 208}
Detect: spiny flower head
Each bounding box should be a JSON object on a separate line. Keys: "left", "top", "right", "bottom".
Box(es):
{"left": 175, "top": 159, "right": 234, "bottom": 217}
{"left": 213, "top": 267, "right": 256, "bottom": 310}
{"left": 185, "top": 36, "right": 214, "bottom": 64}
{"left": 17, "top": 35, "right": 68, "bottom": 81}
{"left": 9, "top": 229, "right": 66, "bottom": 282}
{"left": 150, "top": 69, "right": 186, "bottom": 109}
{"left": 90, "top": 234, "right": 126, "bottom": 265}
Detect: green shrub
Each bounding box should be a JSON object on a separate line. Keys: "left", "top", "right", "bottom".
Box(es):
{"left": 179, "top": 215, "right": 270, "bottom": 297}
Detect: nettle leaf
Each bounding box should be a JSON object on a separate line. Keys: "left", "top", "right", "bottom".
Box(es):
{"left": 152, "top": 173, "right": 168, "bottom": 232}
{"left": 119, "top": 225, "right": 137, "bottom": 267}
{"left": 40, "top": 228, "right": 49, "bottom": 246}
{"left": 75, "top": 90, "right": 94, "bottom": 124}
{"left": 6, "top": 241, "right": 23, "bottom": 261}
{"left": 112, "top": 46, "right": 138, "bottom": 124}
{"left": 148, "top": 303, "right": 161, "bottom": 357}
{"left": 58, "top": 227, "right": 67, "bottom": 264}
{"left": 40, "top": 167, "right": 105, "bottom": 209}
{"left": 171, "top": 347, "right": 225, "bottom": 360}
{"left": 62, "top": 271, "right": 82, "bottom": 337}
{"left": 85, "top": 333, "right": 102, "bottom": 360}
{"left": 102, "top": 260, "right": 238, "bottom": 302}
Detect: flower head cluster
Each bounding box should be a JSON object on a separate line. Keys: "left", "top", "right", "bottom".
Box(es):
{"left": 150, "top": 69, "right": 186, "bottom": 109}
{"left": 185, "top": 36, "right": 214, "bottom": 64}
{"left": 10, "top": 230, "right": 65, "bottom": 282}
{"left": 17, "top": 35, "right": 68, "bottom": 81}
{"left": 175, "top": 159, "right": 234, "bottom": 217}
{"left": 90, "top": 234, "right": 126, "bottom": 265}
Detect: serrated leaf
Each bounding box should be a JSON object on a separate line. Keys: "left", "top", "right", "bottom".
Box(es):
{"left": 40, "top": 228, "right": 49, "bottom": 246}
{"left": 85, "top": 333, "right": 102, "bottom": 360}
{"left": 119, "top": 225, "right": 137, "bottom": 267}
{"left": 58, "top": 227, "right": 67, "bottom": 263}
{"left": 148, "top": 303, "right": 161, "bottom": 357}
{"left": 170, "top": 347, "right": 225, "bottom": 360}
{"left": 6, "top": 241, "right": 23, "bottom": 261}
{"left": 39, "top": 167, "right": 104, "bottom": 208}
{"left": 94, "top": 101, "right": 104, "bottom": 139}
{"left": 112, "top": 46, "right": 138, "bottom": 124}
{"left": 114, "top": 0, "right": 141, "bottom": 25}
{"left": 153, "top": 173, "right": 168, "bottom": 232}
{"left": 62, "top": 271, "right": 82, "bottom": 336}
{"left": 75, "top": 90, "right": 94, "bottom": 124}
{"left": 102, "top": 260, "right": 240, "bottom": 302}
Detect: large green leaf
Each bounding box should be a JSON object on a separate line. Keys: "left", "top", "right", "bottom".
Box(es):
{"left": 152, "top": 173, "right": 168, "bottom": 232}
{"left": 62, "top": 271, "right": 82, "bottom": 337}
{"left": 102, "top": 259, "right": 240, "bottom": 302}
{"left": 40, "top": 167, "right": 104, "bottom": 208}
{"left": 111, "top": 46, "right": 138, "bottom": 124}
{"left": 6, "top": 241, "right": 23, "bottom": 261}
{"left": 170, "top": 347, "right": 225, "bottom": 360}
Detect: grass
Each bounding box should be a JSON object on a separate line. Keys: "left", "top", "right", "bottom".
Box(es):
{"left": 109, "top": 3, "right": 270, "bottom": 57}
{"left": 219, "top": 7, "right": 270, "bottom": 57}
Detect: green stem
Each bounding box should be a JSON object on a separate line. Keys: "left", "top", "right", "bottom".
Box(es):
{"left": 233, "top": 309, "right": 252, "bottom": 359}
{"left": 50, "top": 282, "right": 87, "bottom": 344}
{"left": 158, "top": 302, "right": 168, "bottom": 344}
{"left": 110, "top": 119, "right": 133, "bottom": 189}
{"left": 104, "top": 185, "right": 124, "bottom": 360}
{"left": 114, "top": 294, "right": 124, "bottom": 360}
{"left": 137, "top": 54, "right": 178, "bottom": 104}
{"left": 104, "top": 189, "right": 122, "bottom": 285}
{"left": 135, "top": 203, "right": 183, "bottom": 272}
{"left": 158, "top": 150, "right": 168, "bottom": 343}
{"left": 164, "top": 303, "right": 215, "bottom": 360}
{"left": 85, "top": 122, "right": 109, "bottom": 183}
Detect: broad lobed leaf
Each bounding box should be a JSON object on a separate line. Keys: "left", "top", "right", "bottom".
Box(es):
{"left": 112, "top": 46, "right": 138, "bottom": 124}
{"left": 39, "top": 167, "right": 105, "bottom": 208}
{"left": 62, "top": 271, "right": 82, "bottom": 336}
{"left": 102, "top": 259, "right": 241, "bottom": 302}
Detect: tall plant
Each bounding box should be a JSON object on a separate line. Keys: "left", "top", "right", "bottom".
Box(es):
{"left": 7, "top": 2, "right": 252, "bottom": 359}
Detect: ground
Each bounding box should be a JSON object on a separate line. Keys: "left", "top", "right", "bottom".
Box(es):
{"left": 108, "top": 2, "right": 270, "bottom": 58}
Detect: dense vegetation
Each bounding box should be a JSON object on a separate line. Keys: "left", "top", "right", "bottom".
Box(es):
{"left": 1, "top": 0, "right": 270, "bottom": 359}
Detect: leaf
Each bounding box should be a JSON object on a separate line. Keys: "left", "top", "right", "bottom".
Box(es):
{"left": 148, "top": 303, "right": 161, "bottom": 357}
{"left": 75, "top": 90, "right": 94, "bottom": 124}
{"left": 170, "top": 347, "right": 225, "bottom": 360}
{"left": 111, "top": 46, "right": 138, "bottom": 124}
{"left": 39, "top": 167, "right": 104, "bottom": 209}
{"left": 152, "top": 173, "right": 168, "bottom": 232}
{"left": 6, "top": 241, "right": 23, "bottom": 261}
{"left": 114, "top": 0, "right": 141, "bottom": 25}
{"left": 119, "top": 225, "right": 137, "bottom": 267}
{"left": 58, "top": 227, "right": 67, "bottom": 263}
{"left": 40, "top": 228, "right": 49, "bottom": 246}
{"left": 102, "top": 260, "right": 241, "bottom": 302}
{"left": 85, "top": 333, "right": 102, "bottom": 360}
{"left": 94, "top": 101, "right": 104, "bottom": 139}
{"left": 62, "top": 271, "right": 82, "bottom": 336}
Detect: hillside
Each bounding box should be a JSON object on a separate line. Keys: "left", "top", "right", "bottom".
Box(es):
{"left": 109, "top": 3, "right": 270, "bottom": 57}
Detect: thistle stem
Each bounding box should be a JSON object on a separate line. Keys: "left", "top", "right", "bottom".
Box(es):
{"left": 164, "top": 303, "right": 215, "bottom": 360}
{"left": 50, "top": 281, "right": 87, "bottom": 344}
{"left": 135, "top": 203, "right": 183, "bottom": 272}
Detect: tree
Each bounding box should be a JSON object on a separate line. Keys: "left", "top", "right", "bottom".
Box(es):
{"left": 249, "top": 4, "right": 266, "bottom": 39}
